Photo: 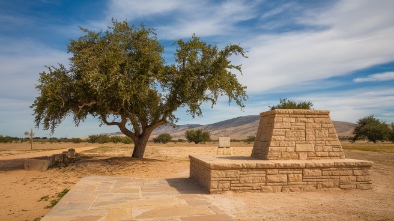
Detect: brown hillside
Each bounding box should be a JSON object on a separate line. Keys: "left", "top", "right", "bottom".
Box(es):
{"left": 151, "top": 115, "right": 355, "bottom": 140}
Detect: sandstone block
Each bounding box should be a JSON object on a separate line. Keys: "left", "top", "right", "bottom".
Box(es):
{"left": 274, "top": 123, "right": 291, "bottom": 129}
{"left": 267, "top": 174, "right": 287, "bottom": 183}
{"left": 353, "top": 169, "right": 370, "bottom": 176}
{"left": 273, "top": 129, "right": 286, "bottom": 136}
{"left": 267, "top": 169, "right": 279, "bottom": 174}
{"left": 356, "top": 176, "right": 371, "bottom": 182}
{"left": 303, "top": 169, "right": 322, "bottom": 177}
{"left": 298, "top": 152, "right": 308, "bottom": 160}
{"left": 271, "top": 136, "right": 286, "bottom": 141}
{"left": 240, "top": 176, "right": 265, "bottom": 184}
{"left": 296, "top": 143, "right": 314, "bottom": 152}
{"left": 218, "top": 181, "right": 231, "bottom": 190}
{"left": 288, "top": 174, "right": 302, "bottom": 182}
{"left": 306, "top": 123, "right": 321, "bottom": 128}
{"left": 340, "top": 176, "right": 357, "bottom": 183}
{"left": 211, "top": 170, "right": 239, "bottom": 178}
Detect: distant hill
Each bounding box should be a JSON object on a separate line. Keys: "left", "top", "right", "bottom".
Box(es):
{"left": 151, "top": 115, "right": 356, "bottom": 140}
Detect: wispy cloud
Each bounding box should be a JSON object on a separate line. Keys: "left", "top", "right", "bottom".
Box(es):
{"left": 238, "top": 0, "right": 394, "bottom": 93}
{"left": 354, "top": 72, "right": 394, "bottom": 83}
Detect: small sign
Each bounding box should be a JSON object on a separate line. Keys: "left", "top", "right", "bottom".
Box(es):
{"left": 218, "top": 137, "right": 230, "bottom": 148}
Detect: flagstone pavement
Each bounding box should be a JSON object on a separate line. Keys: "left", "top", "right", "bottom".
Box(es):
{"left": 41, "top": 176, "right": 234, "bottom": 221}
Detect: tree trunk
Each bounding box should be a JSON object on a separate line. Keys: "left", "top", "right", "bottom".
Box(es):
{"left": 131, "top": 133, "right": 151, "bottom": 158}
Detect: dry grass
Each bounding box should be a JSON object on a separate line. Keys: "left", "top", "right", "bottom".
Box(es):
{"left": 342, "top": 141, "right": 394, "bottom": 152}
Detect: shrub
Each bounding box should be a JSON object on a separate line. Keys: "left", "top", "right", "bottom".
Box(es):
{"left": 111, "top": 136, "right": 123, "bottom": 143}
{"left": 121, "top": 136, "right": 133, "bottom": 144}
{"left": 185, "top": 129, "right": 210, "bottom": 144}
{"left": 69, "top": 138, "right": 83, "bottom": 143}
{"left": 153, "top": 133, "right": 172, "bottom": 144}
{"left": 88, "top": 134, "right": 111, "bottom": 143}
{"left": 245, "top": 136, "right": 255, "bottom": 144}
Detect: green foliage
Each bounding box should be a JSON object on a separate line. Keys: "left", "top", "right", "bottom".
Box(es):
{"left": 153, "top": 133, "right": 172, "bottom": 144}
{"left": 31, "top": 19, "right": 247, "bottom": 158}
{"left": 88, "top": 134, "right": 111, "bottom": 144}
{"left": 269, "top": 98, "right": 313, "bottom": 110}
{"left": 178, "top": 139, "right": 186, "bottom": 143}
{"left": 69, "top": 138, "right": 83, "bottom": 143}
{"left": 245, "top": 136, "right": 255, "bottom": 144}
{"left": 0, "top": 135, "right": 17, "bottom": 143}
{"left": 121, "top": 136, "right": 133, "bottom": 144}
{"left": 111, "top": 136, "right": 123, "bottom": 143}
{"left": 353, "top": 115, "right": 391, "bottom": 143}
{"left": 185, "top": 129, "right": 210, "bottom": 144}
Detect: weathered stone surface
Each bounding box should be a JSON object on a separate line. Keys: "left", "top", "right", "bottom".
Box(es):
{"left": 190, "top": 156, "right": 373, "bottom": 193}
{"left": 252, "top": 109, "right": 346, "bottom": 160}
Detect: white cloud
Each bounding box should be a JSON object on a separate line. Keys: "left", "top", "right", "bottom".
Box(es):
{"left": 106, "top": 0, "right": 261, "bottom": 39}
{"left": 354, "top": 72, "right": 394, "bottom": 83}
{"left": 237, "top": 0, "right": 394, "bottom": 93}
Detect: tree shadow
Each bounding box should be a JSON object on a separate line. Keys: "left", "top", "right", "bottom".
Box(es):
{"left": 165, "top": 177, "right": 208, "bottom": 194}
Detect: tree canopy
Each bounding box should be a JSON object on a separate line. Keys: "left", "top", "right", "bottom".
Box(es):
{"left": 269, "top": 98, "right": 313, "bottom": 110}
{"left": 353, "top": 115, "right": 390, "bottom": 143}
{"left": 31, "top": 20, "right": 247, "bottom": 158}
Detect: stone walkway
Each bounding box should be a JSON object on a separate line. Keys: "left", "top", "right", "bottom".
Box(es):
{"left": 41, "top": 176, "right": 233, "bottom": 221}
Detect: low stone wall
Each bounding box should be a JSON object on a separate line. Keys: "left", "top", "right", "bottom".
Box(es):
{"left": 190, "top": 155, "right": 373, "bottom": 193}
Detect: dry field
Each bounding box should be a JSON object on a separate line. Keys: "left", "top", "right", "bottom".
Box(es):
{"left": 0, "top": 141, "right": 393, "bottom": 221}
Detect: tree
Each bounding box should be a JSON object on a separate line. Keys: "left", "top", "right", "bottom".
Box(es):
{"left": 185, "top": 129, "right": 210, "bottom": 144}
{"left": 269, "top": 98, "right": 313, "bottom": 110}
{"left": 31, "top": 20, "right": 247, "bottom": 158}
{"left": 24, "top": 128, "right": 35, "bottom": 150}
{"left": 153, "top": 133, "right": 172, "bottom": 144}
{"left": 353, "top": 115, "right": 390, "bottom": 143}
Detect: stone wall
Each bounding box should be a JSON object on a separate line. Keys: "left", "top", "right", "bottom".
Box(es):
{"left": 251, "top": 109, "right": 345, "bottom": 160}
{"left": 190, "top": 155, "right": 372, "bottom": 193}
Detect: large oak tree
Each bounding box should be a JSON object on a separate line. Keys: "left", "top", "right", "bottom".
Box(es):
{"left": 31, "top": 20, "right": 247, "bottom": 158}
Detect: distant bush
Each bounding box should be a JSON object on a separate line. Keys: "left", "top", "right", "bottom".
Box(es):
{"left": 121, "top": 136, "right": 133, "bottom": 144}
{"left": 111, "top": 136, "right": 123, "bottom": 143}
{"left": 0, "top": 135, "right": 15, "bottom": 143}
{"left": 88, "top": 134, "right": 111, "bottom": 144}
{"left": 178, "top": 139, "right": 186, "bottom": 143}
{"left": 245, "top": 136, "right": 255, "bottom": 144}
{"left": 153, "top": 133, "right": 172, "bottom": 144}
{"left": 69, "top": 138, "right": 83, "bottom": 143}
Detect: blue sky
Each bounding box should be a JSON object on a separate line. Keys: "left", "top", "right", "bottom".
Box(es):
{"left": 1, "top": 0, "right": 393, "bottom": 138}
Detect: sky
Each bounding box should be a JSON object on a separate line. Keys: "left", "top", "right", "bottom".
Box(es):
{"left": 0, "top": 0, "right": 393, "bottom": 138}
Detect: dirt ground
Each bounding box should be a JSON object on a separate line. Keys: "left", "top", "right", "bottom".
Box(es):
{"left": 0, "top": 142, "right": 393, "bottom": 221}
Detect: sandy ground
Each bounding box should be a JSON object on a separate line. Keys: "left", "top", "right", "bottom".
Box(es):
{"left": 0, "top": 142, "right": 393, "bottom": 221}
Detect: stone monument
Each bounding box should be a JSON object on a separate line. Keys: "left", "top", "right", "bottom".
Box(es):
{"left": 190, "top": 109, "right": 373, "bottom": 193}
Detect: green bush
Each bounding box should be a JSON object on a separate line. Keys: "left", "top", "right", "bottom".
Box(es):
{"left": 185, "top": 129, "right": 210, "bottom": 144}
{"left": 0, "top": 135, "right": 15, "bottom": 143}
{"left": 69, "top": 138, "right": 83, "bottom": 143}
{"left": 153, "top": 133, "right": 172, "bottom": 144}
{"left": 88, "top": 134, "right": 111, "bottom": 143}
{"left": 245, "top": 136, "right": 255, "bottom": 144}
{"left": 121, "top": 136, "right": 133, "bottom": 144}
{"left": 111, "top": 136, "right": 123, "bottom": 143}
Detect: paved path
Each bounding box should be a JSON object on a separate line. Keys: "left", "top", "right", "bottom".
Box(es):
{"left": 41, "top": 176, "right": 233, "bottom": 221}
